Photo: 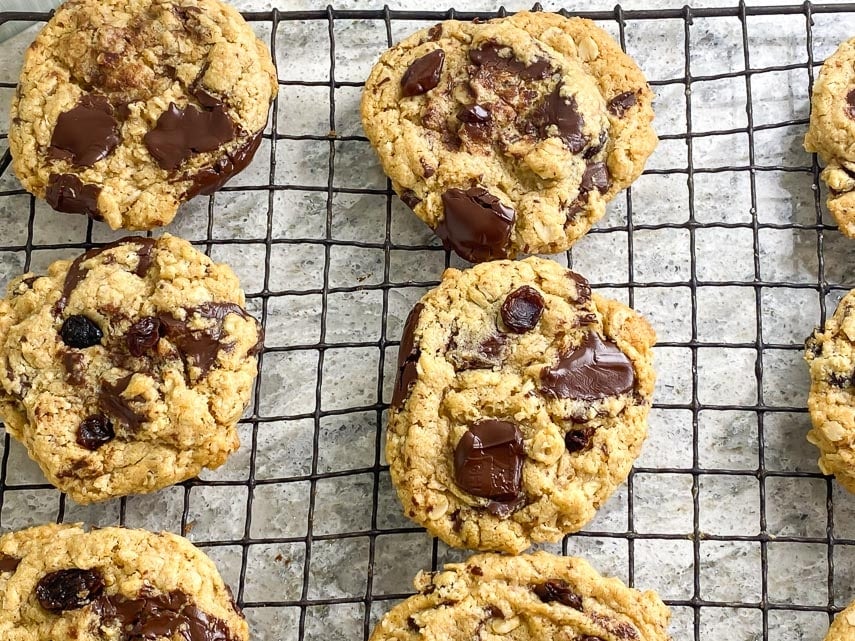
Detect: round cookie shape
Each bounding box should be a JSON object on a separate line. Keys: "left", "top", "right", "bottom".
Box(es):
{"left": 361, "top": 12, "right": 657, "bottom": 261}
{"left": 0, "top": 524, "right": 247, "bottom": 640}
{"left": 9, "top": 0, "right": 278, "bottom": 231}
{"left": 804, "top": 289, "right": 855, "bottom": 492}
{"left": 387, "top": 257, "right": 656, "bottom": 553}
{"left": 805, "top": 38, "right": 855, "bottom": 237}
{"left": 369, "top": 551, "right": 670, "bottom": 641}
{"left": 0, "top": 234, "right": 262, "bottom": 503}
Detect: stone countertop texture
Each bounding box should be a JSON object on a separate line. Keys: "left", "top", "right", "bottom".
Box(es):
{"left": 0, "top": 1, "right": 855, "bottom": 640}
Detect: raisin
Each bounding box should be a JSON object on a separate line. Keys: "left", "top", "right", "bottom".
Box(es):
{"left": 36, "top": 568, "right": 104, "bottom": 612}
{"left": 126, "top": 316, "right": 161, "bottom": 357}
{"left": 501, "top": 286, "right": 545, "bottom": 333}
{"left": 59, "top": 315, "right": 103, "bottom": 348}
{"left": 76, "top": 414, "right": 115, "bottom": 450}
{"left": 532, "top": 579, "right": 583, "bottom": 609}
{"left": 565, "top": 427, "right": 595, "bottom": 453}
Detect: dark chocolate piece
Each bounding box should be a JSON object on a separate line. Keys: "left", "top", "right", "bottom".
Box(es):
{"left": 48, "top": 95, "right": 120, "bottom": 166}
{"left": 453, "top": 420, "right": 525, "bottom": 506}
{"left": 566, "top": 271, "right": 591, "bottom": 304}
{"left": 45, "top": 173, "right": 102, "bottom": 220}
{"left": 500, "top": 286, "right": 544, "bottom": 333}
{"left": 607, "top": 91, "right": 638, "bottom": 117}
{"left": 0, "top": 554, "right": 19, "bottom": 573}
{"left": 127, "top": 316, "right": 162, "bottom": 357}
{"left": 532, "top": 579, "right": 583, "bottom": 609}
{"left": 77, "top": 414, "right": 115, "bottom": 450}
{"left": 457, "top": 104, "right": 491, "bottom": 123}
{"left": 59, "top": 315, "right": 103, "bottom": 348}
{"left": 144, "top": 102, "right": 236, "bottom": 171}
{"left": 541, "top": 332, "right": 635, "bottom": 401}
{"left": 391, "top": 303, "right": 424, "bottom": 409}
{"left": 62, "top": 351, "right": 85, "bottom": 386}
{"left": 530, "top": 83, "right": 587, "bottom": 153}
{"left": 36, "top": 568, "right": 104, "bottom": 612}
{"left": 580, "top": 162, "right": 610, "bottom": 195}
{"left": 847, "top": 89, "right": 855, "bottom": 120}
{"left": 468, "top": 42, "right": 552, "bottom": 80}
{"left": 400, "top": 190, "right": 421, "bottom": 210}
{"left": 565, "top": 426, "right": 595, "bottom": 453}
{"left": 437, "top": 187, "right": 515, "bottom": 262}
{"left": 182, "top": 131, "right": 264, "bottom": 200}
{"left": 401, "top": 50, "right": 445, "bottom": 97}
{"left": 99, "top": 374, "right": 146, "bottom": 431}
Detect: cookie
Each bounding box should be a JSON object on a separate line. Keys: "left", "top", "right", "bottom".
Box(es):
{"left": 370, "top": 551, "right": 670, "bottom": 641}
{"left": 9, "top": 0, "right": 278, "bottom": 231}
{"left": 361, "top": 11, "right": 656, "bottom": 262}
{"left": 0, "top": 234, "right": 262, "bottom": 503}
{"left": 825, "top": 599, "right": 855, "bottom": 641}
{"left": 0, "top": 523, "right": 247, "bottom": 640}
{"left": 804, "top": 289, "right": 855, "bottom": 492}
{"left": 805, "top": 38, "right": 855, "bottom": 237}
{"left": 387, "top": 257, "right": 656, "bottom": 553}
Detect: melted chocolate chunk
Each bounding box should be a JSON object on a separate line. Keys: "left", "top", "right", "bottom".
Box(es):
{"left": 469, "top": 42, "right": 552, "bottom": 80}
{"left": 77, "top": 414, "right": 115, "bottom": 450}
{"left": 454, "top": 333, "right": 507, "bottom": 371}
{"left": 580, "top": 162, "right": 611, "bottom": 195}
{"left": 530, "top": 83, "right": 588, "bottom": 153}
{"left": 501, "top": 286, "right": 545, "bottom": 333}
{"left": 99, "top": 374, "right": 146, "bottom": 431}
{"left": 437, "top": 187, "right": 515, "bottom": 262}
{"left": 565, "top": 426, "right": 595, "bottom": 453}
{"left": 45, "top": 173, "right": 102, "bottom": 219}
{"left": 392, "top": 303, "right": 424, "bottom": 408}
{"left": 532, "top": 579, "right": 583, "bottom": 609}
{"left": 847, "top": 89, "right": 855, "bottom": 120}
{"left": 400, "top": 190, "right": 421, "bottom": 210}
{"left": 541, "top": 332, "right": 635, "bottom": 401}
{"left": 427, "top": 23, "right": 443, "bottom": 41}
{"left": 192, "top": 84, "right": 224, "bottom": 110}
{"left": 453, "top": 420, "right": 525, "bottom": 507}
{"left": 144, "top": 102, "right": 236, "bottom": 171}
{"left": 63, "top": 351, "right": 85, "bottom": 386}
{"left": 0, "top": 554, "right": 19, "bottom": 573}
{"left": 127, "top": 316, "right": 162, "bottom": 357}
{"left": 607, "top": 91, "right": 638, "bottom": 117}
{"left": 55, "top": 237, "right": 157, "bottom": 315}
{"left": 828, "top": 371, "right": 855, "bottom": 388}
{"left": 48, "top": 95, "right": 120, "bottom": 166}
{"left": 401, "top": 50, "right": 445, "bottom": 97}
{"left": 458, "top": 104, "right": 491, "bottom": 123}
{"left": 60, "top": 315, "right": 103, "bottom": 348}
{"left": 486, "top": 494, "right": 525, "bottom": 517}
{"left": 94, "top": 589, "right": 239, "bottom": 641}
{"left": 36, "top": 568, "right": 104, "bottom": 612}
{"left": 182, "top": 131, "right": 264, "bottom": 200}
{"left": 566, "top": 271, "right": 591, "bottom": 304}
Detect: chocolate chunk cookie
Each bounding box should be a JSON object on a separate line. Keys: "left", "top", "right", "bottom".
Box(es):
{"left": 0, "top": 523, "right": 248, "bottom": 640}
{"left": 370, "top": 551, "right": 670, "bottom": 641}
{"left": 804, "top": 290, "right": 855, "bottom": 493}
{"left": 0, "top": 234, "right": 262, "bottom": 503}
{"left": 805, "top": 38, "right": 855, "bottom": 237}
{"left": 387, "top": 257, "right": 656, "bottom": 553}
{"left": 361, "top": 12, "right": 656, "bottom": 261}
{"left": 9, "top": 0, "right": 278, "bottom": 231}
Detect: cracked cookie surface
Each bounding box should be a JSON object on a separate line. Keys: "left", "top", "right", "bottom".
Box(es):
{"left": 805, "top": 37, "right": 855, "bottom": 237}
{"left": 369, "top": 551, "right": 670, "bottom": 641}
{"left": 361, "top": 11, "right": 656, "bottom": 261}
{"left": 387, "top": 257, "right": 656, "bottom": 553}
{"left": 805, "top": 289, "right": 855, "bottom": 493}
{"left": 0, "top": 523, "right": 247, "bottom": 640}
{"left": 0, "top": 234, "right": 262, "bottom": 503}
{"left": 9, "top": 0, "right": 278, "bottom": 231}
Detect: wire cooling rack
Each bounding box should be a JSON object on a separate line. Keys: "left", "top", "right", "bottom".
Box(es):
{"left": 1, "top": 2, "right": 855, "bottom": 640}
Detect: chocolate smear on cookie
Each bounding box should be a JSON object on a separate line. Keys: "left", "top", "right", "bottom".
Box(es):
{"left": 392, "top": 303, "right": 424, "bottom": 408}
{"left": 530, "top": 82, "right": 588, "bottom": 153}
{"left": 541, "top": 332, "right": 635, "bottom": 400}
{"left": 48, "top": 95, "right": 120, "bottom": 166}
{"left": 45, "top": 174, "right": 103, "bottom": 220}
{"left": 93, "top": 588, "right": 239, "bottom": 641}
{"left": 144, "top": 103, "right": 236, "bottom": 171}
{"left": 608, "top": 91, "right": 638, "bottom": 117}
{"left": 437, "top": 187, "right": 515, "bottom": 262}
{"left": 453, "top": 420, "right": 525, "bottom": 509}
{"left": 469, "top": 42, "right": 552, "bottom": 80}
{"left": 99, "top": 374, "right": 146, "bottom": 431}
{"left": 183, "top": 131, "right": 264, "bottom": 199}
{"left": 401, "top": 50, "right": 445, "bottom": 97}
{"left": 567, "top": 271, "right": 591, "bottom": 304}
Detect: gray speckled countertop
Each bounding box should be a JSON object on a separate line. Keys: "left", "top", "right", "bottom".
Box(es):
{"left": 1, "top": 2, "right": 855, "bottom": 640}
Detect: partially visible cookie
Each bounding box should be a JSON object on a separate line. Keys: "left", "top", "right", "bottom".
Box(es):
{"left": 361, "top": 11, "right": 656, "bottom": 261}
{"left": 0, "top": 234, "right": 262, "bottom": 503}
{"left": 370, "top": 551, "right": 671, "bottom": 641}
{"left": 825, "top": 598, "right": 855, "bottom": 641}
{"left": 10, "top": 0, "right": 278, "bottom": 231}
{"left": 0, "top": 523, "right": 247, "bottom": 640}
{"left": 805, "top": 289, "right": 855, "bottom": 492}
{"left": 387, "top": 257, "right": 656, "bottom": 553}
{"left": 805, "top": 38, "right": 855, "bottom": 236}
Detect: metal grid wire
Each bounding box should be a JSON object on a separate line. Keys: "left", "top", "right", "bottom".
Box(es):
{"left": 0, "top": 2, "right": 854, "bottom": 640}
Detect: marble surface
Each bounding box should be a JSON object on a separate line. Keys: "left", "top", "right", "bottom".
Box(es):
{"left": 1, "top": 2, "right": 855, "bottom": 641}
